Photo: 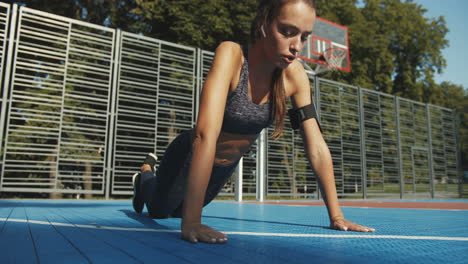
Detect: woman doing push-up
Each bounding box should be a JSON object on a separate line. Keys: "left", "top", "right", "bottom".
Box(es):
{"left": 132, "top": 0, "right": 375, "bottom": 244}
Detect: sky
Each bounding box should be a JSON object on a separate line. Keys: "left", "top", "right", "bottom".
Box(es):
{"left": 412, "top": 0, "right": 468, "bottom": 90}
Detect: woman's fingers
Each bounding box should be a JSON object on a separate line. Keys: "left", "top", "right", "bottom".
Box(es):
{"left": 181, "top": 231, "right": 198, "bottom": 243}
{"left": 346, "top": 221, "right": 376, "bottom": 232}
{"left": 353, "top": 225, "right": 376, "bottom": 232}
{"left": 331, "top": 218, "right": 348, "bottom": 231}
{"left": 182, "top": 224, "right": 228, "bottom": 244}
{"left": 198, "top": 233, "right": 227, "bottom": 244}
{"left": 332, "top": 219, "right": 376, "bottom": 232}
{"left": 200, "top": 226, "right": 228, "bottom": 243}
{"left": 333, "top": 222, "right": 348, "bottom": 231}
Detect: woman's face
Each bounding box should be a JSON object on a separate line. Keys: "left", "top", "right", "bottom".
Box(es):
{"left": 263, "top": 1, "right": 316, "bottom": 69}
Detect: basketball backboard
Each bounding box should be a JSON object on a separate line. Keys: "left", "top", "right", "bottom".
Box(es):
{"left": 298, "top": 16, "right": 350, "bottom": 74}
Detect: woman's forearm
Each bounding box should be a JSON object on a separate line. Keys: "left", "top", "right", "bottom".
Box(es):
{"left": 181, "top": 135, "right": 217, "bottom": 226}
{"left": 308, "top": 143, "right": 343, "bottom": 221}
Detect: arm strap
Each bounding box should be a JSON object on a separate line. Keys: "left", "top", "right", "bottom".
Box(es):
{"left": 287, "top": 103, "right": 323, "bottom": 133}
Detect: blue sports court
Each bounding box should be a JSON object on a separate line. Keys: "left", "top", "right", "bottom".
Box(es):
{"left": 1, "top": 199, "right": 467, "bottom": 263}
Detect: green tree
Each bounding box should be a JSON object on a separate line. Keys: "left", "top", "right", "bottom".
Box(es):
{"left": 440, "top": 82, "right": 468, "bottom": 171}
{"left": 15, "top": 0, "right": 141, "bottom": 32}
{"left": 18, "top": 1, "right": 450, "bottom": 101}
{"left": 461, "top": 91, "right": 468, "bottom": 171}
{"left": 19, "top": 0, "right": 258, "bottom": 50}
{"left": 130, "top": 0, "right": 256, "bottom": 50}
{"left": 315, "top": 0, "right": 448, "bottom": 101}
{"left": 379, "top": 0, "right": 448, "bottom": 101}
{"left": 14, "top": 0, "right": 82, "bottom": 19}
{"left": 314, "top": 0, "right": 394, "bottom": 93}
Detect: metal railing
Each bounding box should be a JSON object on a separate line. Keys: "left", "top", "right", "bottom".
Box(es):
{"left": 1, "top": 5, "right": 113, "bottom": 195}
{"left": 0, "top": 3, "right": 462, "bottom": 199}
{"left": 0, "top": 2, "right": 11, "bottom": 189}
{"left": 111, "top": 31, "right": 197, "bottom": 196}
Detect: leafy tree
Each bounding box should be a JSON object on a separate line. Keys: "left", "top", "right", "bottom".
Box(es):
{"left": 378, "top": 0, "right": 448, "bottom": 101}
{"left": 15, "top": 0, "right": 451, "bottom": 101}
{"left": 15, "top": 0, "right": 256, "bottom": 50}
{"left": 315, "top": 0, "right": 466, "bottom": 172}
{"left": 130, "top": 0, "right": 256, "bottom": 50}
{"left": 315, "top": 0, "right": 449, "bottom": 101}
{"left": 462, "top": 92, "right": 468, "bottom": 171}
{"left": 313, "top": 0, "right": 394, "bottom": 93}
{"left": 13, "top": 0, "right": 81, "bottom": 19}
{"left": 440, "top": 82, "right": 468, "bottom": 171}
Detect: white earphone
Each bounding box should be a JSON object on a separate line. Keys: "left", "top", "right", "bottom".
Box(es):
{"left": 261, "top": 25, "right": 267, "bottom": 38}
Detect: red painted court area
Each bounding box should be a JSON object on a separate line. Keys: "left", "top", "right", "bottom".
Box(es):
{"left": 243, "top": 200, "right": 468, "bottom": 210}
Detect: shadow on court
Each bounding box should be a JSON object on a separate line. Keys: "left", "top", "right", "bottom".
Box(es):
{"left": 204, "top": 215, "right": 330, "bottom": 230}
{"left": 119, "top": 209, "right": 174, "bottom": 230}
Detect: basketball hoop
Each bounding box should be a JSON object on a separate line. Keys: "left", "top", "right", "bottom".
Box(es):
{"left": 326, "top": 48, "right": 347, "bottom": 69}
{"left": 311, "top": 47, "right": 347, "bottom": 75}
{"left": 297, "top": 47, "right": 347, "bottom": 76}
{"left": 295, "top": 16, "right": 350, "bottom": 75}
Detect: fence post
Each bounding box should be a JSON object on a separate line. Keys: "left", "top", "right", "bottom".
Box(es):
{"left": 314, "top": 76, "right": 321, "bottom": 200}
{"left": 425, "top": 105, "right": 435, "bottom": 198}
{"left": 256, "top": 129, "right": 266, "bottom": 201}
{"left": 235, "top": 157, "right": 243, "bottom": 202}
{"left": 195, "top": 48, "right": 201, "bottom": 122}
{"left": 105, "top": 29, "right": 121, "bottom": 199}
{"left": 358, "top": 87, "right": 367, "bottom": 199}
{"left": 395, "top": 97, "right": 404, "bottom": 198}
{"left": 454, "top": 110, "right": 463, "bottom": 197}
{"left": 0, "top": 4, "right": 17, "bottom": 188}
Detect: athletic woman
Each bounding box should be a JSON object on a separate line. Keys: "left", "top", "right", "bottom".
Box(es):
{"left": 132, "top": 0, "right": 375, "bottom": 244}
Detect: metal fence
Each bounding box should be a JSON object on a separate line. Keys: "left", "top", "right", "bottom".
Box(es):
{"left": 0, "top": 4, "right": 462, "bottom": 199}
{"left": 111, "top": 32, "right": 197, "bottom": 195}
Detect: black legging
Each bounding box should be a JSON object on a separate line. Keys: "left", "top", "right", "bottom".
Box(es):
{"left": 140, "top": 129, "right": 239, "bottom": 218}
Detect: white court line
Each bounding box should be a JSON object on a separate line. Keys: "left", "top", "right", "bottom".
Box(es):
{"left": 0, "top": 218, "right": 179, "bottom": 233}
{"left": 1, "top": 218, "right": 467, "bottom": 242}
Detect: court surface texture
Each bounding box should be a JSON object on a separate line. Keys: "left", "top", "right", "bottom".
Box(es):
{"left": 1, "top": 199, "right": 467, "bottom": 263}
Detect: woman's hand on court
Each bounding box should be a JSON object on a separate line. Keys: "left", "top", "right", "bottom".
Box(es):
{"left": 181, "top": 223, "right": 228, "bottom": 244}
{"left": 330, "top": 217, "right": 375, "bottom": 232}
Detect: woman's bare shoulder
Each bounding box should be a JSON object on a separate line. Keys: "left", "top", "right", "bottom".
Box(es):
{"left": 209, "top": 41, "right": 243, "bottom": 74}
{"left": 284, "top": 60, "right": 307, "bottom": 79}
{"left": 284, "top": 60, "right": 310, "bottom": 95}
{"left": 215, "top": 41, "right": 243, "bottom": 58}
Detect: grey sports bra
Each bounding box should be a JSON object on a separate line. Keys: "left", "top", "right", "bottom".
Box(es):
{"left": 221, "top": 48, "right": 274, "bottom": 135}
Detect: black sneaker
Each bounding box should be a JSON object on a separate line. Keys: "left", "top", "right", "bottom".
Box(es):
{"left": 132, "top": 153, "right": 158, "bottom": 214}
{"left": 143, "top": 153, "right": 158, "bottom": 172}
{"left": 132, "top": 172, "right": 144, "bottom": 213}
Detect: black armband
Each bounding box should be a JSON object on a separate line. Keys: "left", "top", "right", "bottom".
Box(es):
{"left": 288, "top": 103, "right": 323, "bottom": 133}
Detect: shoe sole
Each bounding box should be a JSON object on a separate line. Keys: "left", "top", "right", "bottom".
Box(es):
{"left": 132, "top": 172, "right": 144, "bottom": 213}
{"left": 146, "top": 153, "right": 158, "bottom": 172}
{"left": 132, "top": 172, "right": 139, "bottom": 185}
{"left": 148, "top": 153, "right": 158, "bottom": 161}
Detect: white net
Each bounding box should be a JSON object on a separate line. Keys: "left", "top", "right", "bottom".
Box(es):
{"left": 324, "top": 48, "right": 347, "bottom": 70}
{"left": 298, "top": 47, "right": 348, "bottom": 75}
